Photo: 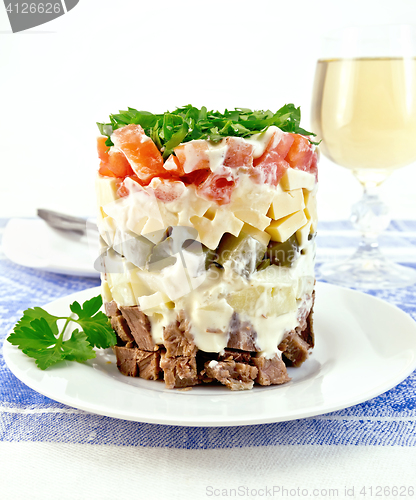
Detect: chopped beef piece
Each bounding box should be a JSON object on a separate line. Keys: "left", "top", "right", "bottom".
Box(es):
{"left": 137, "top": 351, "right": 161, "bottom": 380}
{"left": 105, "top": 300, "right": 120, "bottom": 317}
{"left": 163, "top": 311, "right": 197, "bottom": 357}
{"left": 110, "top": 292, "right": 315, "bottom": 389}
{"left": 114, "top": 346, "right": 138, "bottom": 377}
{"left": 226, "top": 312, "right": 260, "bottom": 352}
{"left": 195, "top": 350, "right": 216, "bottom": 376}
{"left": 111, "top": 315, "right": 134, "bottom": 344}
{"left": 278, "top": 331, "right": 310, "bottom": 367}
{"left": 300, "top": 304, "right": 315, "bottom": 348}
{"left": 252, "top": 355, "right": 291, "bottom": 385}
{"left": 204, "top": 360, "right": 258, "bottom": 391}
{"left": 219, "top": 349, "right": 252, "bottom": 364}
{"left": 160, "top": 353, "right": 199, "bottom": 389}
{"left": 119, "top": 306, "right": 157, "bottom": 351}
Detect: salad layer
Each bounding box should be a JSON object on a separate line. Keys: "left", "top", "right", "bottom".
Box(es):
{"left": 96, "top": 107, "right": 318, "bottom": 388}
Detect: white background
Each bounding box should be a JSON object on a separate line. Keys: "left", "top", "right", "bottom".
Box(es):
{"left": 0, "top": 0, "right": 416, "bottom": 221}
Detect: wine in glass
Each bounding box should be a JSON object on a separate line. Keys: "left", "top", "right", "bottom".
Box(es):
{"left": 311, "top": 25, "right": 416, "bottom": 289}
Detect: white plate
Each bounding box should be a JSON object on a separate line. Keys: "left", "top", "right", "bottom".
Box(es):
{"left": 2, "top": 218, "right": 99, "bottom": 277}
{"left": 3, "top": 282, "right": 416, "bottom": 427}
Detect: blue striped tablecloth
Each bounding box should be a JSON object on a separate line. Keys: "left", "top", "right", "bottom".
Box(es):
{"left": 1, "top": 218, "right": 416, "bottom": 451}
{"left": 0, "top": 220, "right": 416, "bottom": 500}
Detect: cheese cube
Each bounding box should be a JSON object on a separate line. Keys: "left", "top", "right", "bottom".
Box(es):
{"left": 267, "top": 189, "right": 305, "bottom": 220}
{"left": 233, "top": 209, "right": 271, "bottom": 231}
{"left": 303, "top": 189, "right": 318, "bottom": 232}
{"left": 280, "top": 169, "right": 315, "bottom": 191}
{"left": 191, "top": 209, "right": 244, "bottom": 250}
{"left": 129, "top": 268, "right": 153, "bottom": 300}
{"left": 110, "top": 281, "right": 137, "bottom": 306}
{"left": 99, "top": 216, "right": 117, "bottom": 247}
{"left": 226, "top": 284, "right": 296, "bottom": 317}
{"left": 229, "top": 175, "right": 276, "bottom": 215}
{"left": 296, "top": 221, "right": 312, "bottom": 248}
{"left": 141, "top": 218, "right": 167, "bottom": 243}
{"left": 265, "top": 210, "right": 308, "bottom": 243}
{"left": 126, "top": 216, "right": 148, "bottom": 237}
{"left": 139, "top": 291, "right": 171, "bottom": 311}
{"left": 241, "top": 223, "right": 271, "bottom": 247}
{"left": 96, "top": 176, "right": 119, "bottom": 213}
{"left": 101, "top": 280, "right": 113, "bottom": 303}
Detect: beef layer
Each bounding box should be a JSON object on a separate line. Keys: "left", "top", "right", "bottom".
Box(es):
{"left": 105, "top": 297, "right": 315, "bottom": 390}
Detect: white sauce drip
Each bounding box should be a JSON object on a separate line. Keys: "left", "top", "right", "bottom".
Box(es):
{"left": 245, "top": 126, "right": 282, "bottom": 159}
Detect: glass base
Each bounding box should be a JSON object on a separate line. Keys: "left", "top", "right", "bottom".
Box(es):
{"left": 318, "top": 248, "right": 416, "bottom": 290}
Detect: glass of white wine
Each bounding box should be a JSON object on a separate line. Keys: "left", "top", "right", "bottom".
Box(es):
{"left": 312, "top": 25, "right": 416, "bottom": 289}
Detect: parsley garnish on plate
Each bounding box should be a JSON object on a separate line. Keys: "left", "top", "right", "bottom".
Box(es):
{"left": 97, "top": 104, "right": 317, "bottom": 160}
{"left": 7, "top": 295, "right": 116, "bottom": 370}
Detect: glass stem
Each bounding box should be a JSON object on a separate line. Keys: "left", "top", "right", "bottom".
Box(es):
{"left": 350, "top": 181, "right": 391, "bottom": 259}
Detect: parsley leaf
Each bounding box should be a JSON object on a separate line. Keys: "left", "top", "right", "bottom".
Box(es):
{"left": 70, "top": 296, "right": 116, "bottom": 349}
{"left": 97, "top": 104, "right": 316, "bottom": 159}
{"left": 62, "top": 329, "right": 96, "bottom": 363}
{"left": 11, "top": 317, "right": 63, "bottom": 370}
{"left": 14, "top": 307, "right": 60, "bottom": 337}
{"left": 7, "top": 295, "right": 116, "bottom": 370}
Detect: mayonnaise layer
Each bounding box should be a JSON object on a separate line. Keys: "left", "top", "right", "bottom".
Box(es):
{"left": 101, "top": 237, "right": 315, "bottom": 358}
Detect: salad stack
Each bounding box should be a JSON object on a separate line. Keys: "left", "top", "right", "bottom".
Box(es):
{"left": 96, "top": 105, "right": 318, "bottom": 390}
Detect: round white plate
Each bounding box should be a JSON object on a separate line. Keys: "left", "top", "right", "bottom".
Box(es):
{"left": 2, "top": 218, "right": 99, "bottom": 277}
{"left": 3, "top": 282, "right": 416, "bottom": 427}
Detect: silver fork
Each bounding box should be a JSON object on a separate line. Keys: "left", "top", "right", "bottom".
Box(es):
{"left": 37, "top": 209, "right": 97, "bottom": 236}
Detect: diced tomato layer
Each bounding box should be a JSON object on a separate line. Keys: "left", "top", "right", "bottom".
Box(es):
{"left": 197, "top": 173, "right": 235, "bottom": 205}
{"left": 112, "top": 124, "right": 166, "bottom": 183}
{"left": 251, "top": 131, "right": 316, "bottom": 185}
{"left": 309, "top": 151, "right": 318, "bottom": 179}
{"left": 272, "top": 132, "right": 295, "bottom": 158}
{"left": 251, "top": 130, "right": 294, "bottom": 186}
{"left": 117, "top": 182, "right": 129, "bottom": 197}
{"left": 252, "top": 150, "right": 290, "bottom": 186}
{"left": 180, "top": 168, "right": 211, "bottom": 187}
{"left": 174, "top": 140, "right": 210, "bottom": 174}
{"left": 97, "top": 136, "right": 110, "bottom": 162}
{"left": 98, "top": 127, "right": 317, "bottom": 206}
{"left": 285, "top": 134, "right": 313, "bottom": 171}
{"left": 98, "top": 162, "right": 117, "bottom": 177}
{"left": 109, "top": 151, "right": 135, "bottom": 178}
{"left": 164, "top": 154, "right": 185, "bottom": 177}
{"left": 97, "top": 137, "right": 135, "bottom": 178}
{"left": 223, "top": 137, "right": 253, "bottom": 169}
{"left": 98, "top": 153, "right": 135, "bottom": 178}
{"left": 152, "top": 178, "right": 186, "bottom": 203}
{"left": 117, "top": 175, "right": 142, "bottom": 197}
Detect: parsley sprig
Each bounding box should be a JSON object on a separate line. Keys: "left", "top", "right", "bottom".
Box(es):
{"left": 7, "top": 295, "right": 116, "bottom": 370}
{"left": 97, "top": 104, "right": 316, "bottom": 160}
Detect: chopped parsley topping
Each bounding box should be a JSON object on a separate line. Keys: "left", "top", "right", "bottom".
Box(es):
{"left": 97, "top": 104, "right": 316, "bottom": 159}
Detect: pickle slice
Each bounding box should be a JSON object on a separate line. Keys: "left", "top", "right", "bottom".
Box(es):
{"left": 265, "top": 234, "right": 300, "bottom": 267}
{"left": 217, "top": 232, "right": 266, "bottom": 277}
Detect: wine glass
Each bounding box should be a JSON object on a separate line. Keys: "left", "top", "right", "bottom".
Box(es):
{"left": 311, "top": 25, "right": 416, "bottom": 289}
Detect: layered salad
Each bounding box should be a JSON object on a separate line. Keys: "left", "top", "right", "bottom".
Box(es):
{"left": 96, "top": 105, "right": 318, "bottom": 390}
